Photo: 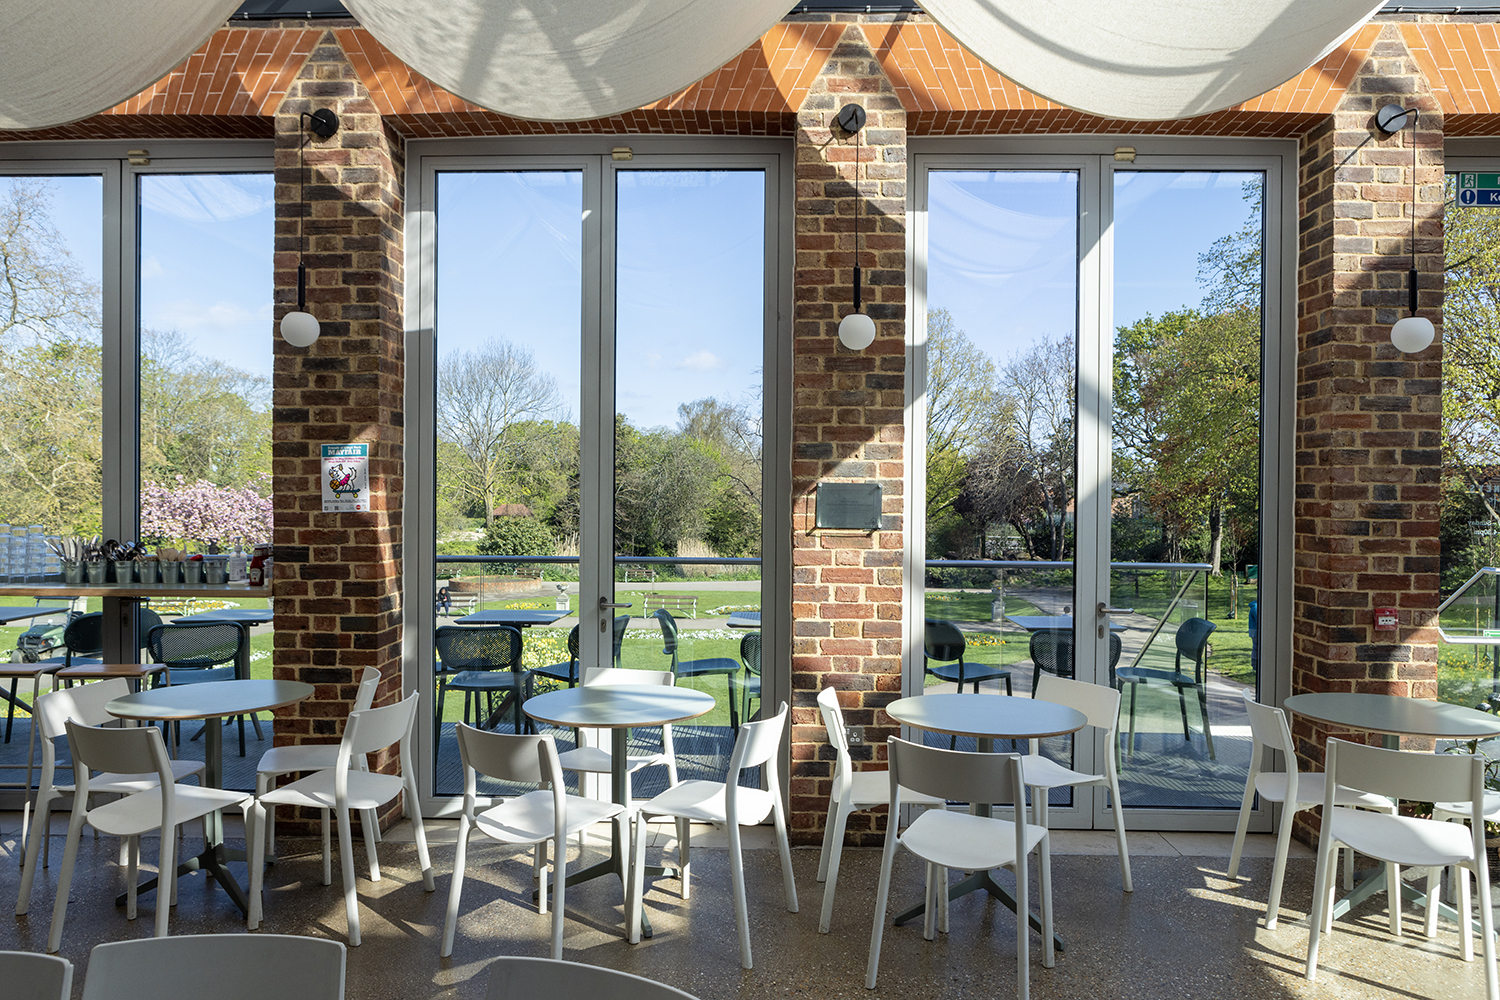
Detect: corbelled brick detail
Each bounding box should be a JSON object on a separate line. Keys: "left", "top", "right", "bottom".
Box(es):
{"left": 1292, "top": 24, "right": 1444, "bottom": 839}
{"left": 270, "top": 31, "right": 406, "bottom": 832}
{"left": 789, "top": 23, "right": 906, "bottom": 847}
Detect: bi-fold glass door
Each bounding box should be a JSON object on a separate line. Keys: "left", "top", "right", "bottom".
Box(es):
{"left": 909, "top": 141, "right": 1292, "bottom": 832}
{"left": 407, "top": 142, "right": 789, "bottom": 812}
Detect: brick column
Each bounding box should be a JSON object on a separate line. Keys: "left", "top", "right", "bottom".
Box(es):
{"left": 788, "top": 23, "right": 907, "bottom": 846}
{"left": 1292, "top": 23, "right": 1443, "bottom": 808}
{"left": 271, "top": 31, "right": 406, "bottom": 831}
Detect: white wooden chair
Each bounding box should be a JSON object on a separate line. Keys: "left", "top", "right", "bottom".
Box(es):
{"left": 46, "top": 720, "right": 251, "bottom": 952}
{"left": 630, "top": 702, "right": 797, "bottom": 969}
{"left": 248, "top": 692, "right": 434, "bottom": 945}
{"left": 1228, "top": 692, "right": 1393, "bottom": 928}
{"left": 441, "top": 725, "right": 625, "bottom": 959}
{"left": 81, "top": 934, "right": 345, "bottom": 1000}
{"left": 1024, "top": 675, "right": 1132, "bottom": 892}
{"left": 814, "top": 686, "right": 943, "bottom": 933}
{"left": 485, "top": 956, "right": 699, "bottom": 1000}
{"left": 0, "top": 951, "right": 72, "bottom": 1000}
{"left": 866, "top": 737, "right": 1052, "bottom": 1000}
{"left": 1306, "top": 738, "right": 1496, "bottom": 1000}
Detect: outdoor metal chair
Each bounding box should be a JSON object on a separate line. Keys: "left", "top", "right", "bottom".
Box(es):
{"left": 1114, "top": 617, "right": 1218, "bottom": 759}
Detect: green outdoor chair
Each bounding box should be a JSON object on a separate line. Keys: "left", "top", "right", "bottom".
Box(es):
{"left": 729, "top": 631, "right": 761, "bottom": 732}
{"left": 1114, "top": 616, "right": 1218, "bottom": 759}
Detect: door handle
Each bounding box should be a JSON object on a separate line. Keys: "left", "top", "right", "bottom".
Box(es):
{"left": 1097, "top": 603, "right": 1134, "bottom": 616}
{"left": 599, "top": 597, "right": 633, "bottom": 631}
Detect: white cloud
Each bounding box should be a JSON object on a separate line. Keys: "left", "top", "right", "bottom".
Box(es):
{"left": 680, "top": 350, "right": 724, "bottom": 371}
{"left": 140, "top": 175, "right": 272, "bottom": 222}
{"left": 140, "top": 255, "right": 164, "bottom": 279}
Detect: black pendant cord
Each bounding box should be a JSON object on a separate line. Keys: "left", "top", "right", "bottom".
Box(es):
{"left": 852, "top": 126, "right": 862, "bottom": 314}
{"left": 297, "top": 115, "right": 308, "bottom": 313}
{"left": 1408, "top": 108, "right": 1419, "bottom": 316}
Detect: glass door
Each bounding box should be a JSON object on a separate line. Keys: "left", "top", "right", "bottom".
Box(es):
{"left": 912, "top": 143, "right": 1288, "bottom": 830}
{"left": 411, "top": 144, "right": 786, "bottom": 809}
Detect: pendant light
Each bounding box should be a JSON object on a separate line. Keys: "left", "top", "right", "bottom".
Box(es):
{"left": 836, "top": 103, "right": 876, "bottom": 351}
{"left": 280, "top": 108, "right": 340, "bottom": 348}
{"left": 1377, "top": 103, "right": 1434, "bottom": 354}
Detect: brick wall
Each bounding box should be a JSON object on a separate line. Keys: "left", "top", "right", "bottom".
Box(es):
{"left": 788, "top": 24, "right": 908, "bottom": 847}
{"left": 1291, "top": 23, "right": 1444, "bottom": 813}
{"left": 270, "top": 31, "right": 406, "bottom": 831}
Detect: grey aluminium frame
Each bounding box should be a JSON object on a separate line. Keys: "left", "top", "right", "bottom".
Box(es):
{"left": 404, "top": 137, "right": 794, "bottom": 816}
{"left": 905, "top": 136, "right": 1297, "bottom": 834}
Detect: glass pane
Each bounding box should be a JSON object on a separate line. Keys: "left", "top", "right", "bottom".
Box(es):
{"left": 433, "top": 170, "right": 583, "bottom": 795}
{"left": 614, "top": 169, "right": 765, "bottom": 789}
{"left": 1111, "top": 170, "right": 1264, "bottom": 810}
{"left": 137, "top": 172, "right": 274, "bottom": 790}
{"left": 1439, "top": 174, "right": 1500, "bottom": 710}
{"left": 923, "top": 170, "right": 1078, "bottom": 766}
{"left": 0, "top": 175, "right": 103, "bottom": 691}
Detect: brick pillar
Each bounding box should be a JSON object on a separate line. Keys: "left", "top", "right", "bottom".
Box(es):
{"left": 1291, "top": 23, "right": 1443, "bottom": 814}
{"left": 789, "top": 24, "right": 907, "bottom": 847}
{"left": 271, "top": 31, "right": 406, "bottom": 832}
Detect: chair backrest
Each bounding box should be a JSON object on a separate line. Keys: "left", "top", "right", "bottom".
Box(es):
{"left": 485, "top": 956, "right": 699, "bottom": 1000}
{"left": 63, "top": 612, "right": 104, "bottom": 658}
{"left": 726, "top": 701, "right": 788, "bottom": 773}
{"left": 740, "top": 631, "right": 761, "bottom": 676}
{"left": 816, "top": 687, "right": 852, "bottom": 785}
{"left": 565, "top": 623, "right": 580, "bottom": 662}
{"left": 923, "top": 619, "right": 964, "bottom": 662}
{"left": 340, "top": 690, "right": 419, "bottom": 759}
{"left": 353, "top": 666, "right": 382, "bottom": 712}
{"left": 1240, "top": 692, "right": 1298, "bottom": 786}
{"left": 1327, "top": 736, "right": 1482, "bottom": 810}
{"left": 582, "top": 666, "right": 674, "bottom": 689}
{"left": 37, "top": 677, "right": 132, "bottom": 740}
{"left": 1033, "top": 674, "right": 1120, "bottom": 734}
{"left": 82, "top": 934, "right": 345, "bottom": 1000}
{"left": 886, "top": 736, "right": 1022, "bottom": 809}
{"left": 136, "top": 607, "right": 164, "bottom": 649}
{"left": 653, "top": 609, "right": 680, "bottom": 652}
{"left": 1029, "top": 628, "right": 1072, "bottom": 678}
{"left": 0, "top": 951, "right": 73, "bottom": 1000}
{"left": 456, "top": 725, "right": 564, "bottom": 788}
{"left": 611, "top": 615, "right": 630, "bottom": 665}
{"left": 65, "top": 719, "right": 172, "bottom": 801}
{"left": 147, "top": 621, "right": 243, "bottom": 669}
{"left": 1174, "top": 617, "right": 1216, "bottom": 679}
{"left": 435, "top": 625, "right": 523, "bottom": 671}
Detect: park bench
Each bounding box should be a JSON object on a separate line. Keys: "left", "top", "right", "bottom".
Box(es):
{"left": 437, "top": 591, "right": 479, "bottom": 617}
{"left": 641, "top": 593, "right": 697, "bottom": 618}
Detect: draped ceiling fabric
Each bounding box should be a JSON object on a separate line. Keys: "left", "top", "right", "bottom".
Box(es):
{"left": 920, "top": 0, "right": 1386, "bottom": 121}
{"left": 341, "top": 0, "right": 797, "bottom": 122}
{"left": 0, "top": 0, "right": 242, "bottom": 130}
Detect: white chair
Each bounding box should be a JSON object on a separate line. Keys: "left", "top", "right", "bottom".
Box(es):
{"left": 1023, "top": 675, "right": 1132, "bottom": 893}
{"left": 0, "top": 951, "right": 72, "bottom": 1000}
{"left": 16, "top": 677, "right": 205, "bottom": 915}
{"left": 1227, "top": 692, "right": 1393, "bottom": 928}
{"left": 255, "top": 666, "right": 383, "bottom": 859}
{"left": 815, "top": 686, "right": 944, "bottom": 933}
{"left": 630, "top": 702, "right": 798, "bottom": 969}
{"left": 1306, "top": 738, "right": 1496, "bottom": 1000}
{"left": 441, "top": 725, "right": 626, "bottom": 959}
{"left": 248, "top": 691, "right": 434, "bottom": 946}
{"left": 557, "top": 666, "right": 678, "bottom": 810}
{"left": 866, "top": 737, "right": 1052, "bottom": 1000}
{"left": 45, "top": 720, "right": 252, "bottom": 952}
{"left": 485, "top": 956, "right": 699, "bottom": 1000}
{"left": 81, "top": 934, "right": 345, "bottom": 1000}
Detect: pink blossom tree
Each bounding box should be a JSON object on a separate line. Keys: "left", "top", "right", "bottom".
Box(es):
{"left": 139, "top": 474, "right": 272, "bottom": 546}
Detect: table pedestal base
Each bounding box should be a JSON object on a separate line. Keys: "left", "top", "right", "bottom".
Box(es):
{"left": 1330, "top": 866, "right": 1488, "bottom": 936}
{"left": 891, "top": 869, "right": 1067, "bottom": 951}
{"left": 115, "top": 842, "right": 250, "bottom": 914}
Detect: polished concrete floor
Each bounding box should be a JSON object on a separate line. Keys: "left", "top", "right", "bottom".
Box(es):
{"left": 1, "top": 814, "right": 1493, "bottom": 1000}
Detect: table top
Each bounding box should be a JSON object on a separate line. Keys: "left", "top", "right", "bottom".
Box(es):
{"left": 107, "top": 679, "right": 314, "bottom": 722}
{"left": 524, "top": 685, "right": 716, "bottom": 729}
{"left": 174, "top": 609, "right": 274, "bottom": 625}
{"left": 58, "top": 662, "right": 168, "bottom": 679}
{"left": 454, "top": 609, "right": 571, "bottom": 627}
{"left": 0, "top": 604, "right": 72, "bottom": 624}
{"left": 885, "top": 693, "right": 1088, "bottom": 740}
{"left": 1283, "top": 692, "right": 1500, "bottom": 741}
{"left": 726, "top": 611, "right": 761, "bottom": 629}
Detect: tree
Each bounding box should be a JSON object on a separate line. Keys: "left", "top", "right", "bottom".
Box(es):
{"left": 926, "top": 308, "right": 1004, "bottom": 528}
{"left": 437, "top": 339, "right": 565, "bottom": 527}
{"left": 614, "top": 417, "right": 722, "bottom": 557}
{"left": 139, "top": 474, "right": 272, "bottom": 546}
{"left": 998, "top": 335, "right": 1076, "bottom": 560}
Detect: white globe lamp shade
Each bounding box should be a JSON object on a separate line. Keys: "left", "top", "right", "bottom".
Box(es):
{"left": 838, "top": 311, "right": 877, "bottom": 351}
{"left": 280, "top": 310, "right": 321, "bottom": 348}
{"left": 1390, "top": 314, "right": 1434, "bottom": 354}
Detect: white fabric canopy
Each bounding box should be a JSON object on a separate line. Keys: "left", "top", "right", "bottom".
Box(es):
{"left": 343, "top": 0, "right": 795, "bottom": 122}
{"left": 0, "top": 0, "right": 242, "bottom": 130}
{"left": 921, "top": 0, "right": 1385, "bottom": 121}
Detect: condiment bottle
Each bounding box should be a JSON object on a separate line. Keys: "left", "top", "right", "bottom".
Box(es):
{"left": 247, "top": 545, "right": 265, "bottom": 587}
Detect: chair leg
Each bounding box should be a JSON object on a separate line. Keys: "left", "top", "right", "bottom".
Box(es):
{"left": 772, "top": 794, "right": 797, "bottom": 914}
{"left": 727, "top": 820, "right": 753, "bottom": 969}
{"left": 336, "top": 804, "right": 361, "bottom": 946}
{"left": 550, "top": 832, "right": 566, "bottom": 961}
{"left": 125, "top": 835, "right": 139, "bottom": 920}
{"left": 1424, "top": 866, "right": 1441, "bottom": 940}
{"left": 1458, "top": 864, "right": 1475, "bottom": 962}
{"left": 439, "top": 816, "right": 471, "bottom": 957}
{"left": 1476, "top": 855, "right": 1499, "bottom": 1000}
{"left": 405, "top": 770, "right": 435, "bottom": 894}
{"left": 46, "top": 803, "right": 89, "bottom": 953}
{"left": 629, "top": 813, "right": 648, "bottom": 945}
{"left": 1177, "top": 685, "right": 1191, "bottom": 741}
{"left": 1197, "top": 685, "right": 1215, "bottom": 760}
{"left": 321, "top": 808, "right": 333, "bottom": 886}
{"left": 1227, "top": 773, "right": 1256, "bottom": 881}
{"left": 923, "top": 862, "right": 937, "bottom": 941}
{"left": 818, "top": 802, "right": 852, "bottom": 934}
{"left": 1265, "top": 799, "right": 1296, "bottom": 929}
{"left": 677, "top": 818, "right": 692, "bottom": 899}
{"left": 865, "top": 818, "right": 899, "bottom": 989}
{"left": 1387, "top": 861, "right": 1402, "bottom": 936}
{"left": 1305, "top": 833, "right": 1338, "bottom": 981}
{"left": 248, "top": 802, "right": 266, "bottom": 930}
{"left": 15, "top": 787, "right": 58, "bottom": 913}
{"left": 363, "top": 808, "right": 381, "bottom": 882}
{"left": 1127, "top": 682, "right": 1139, "bottom": 756}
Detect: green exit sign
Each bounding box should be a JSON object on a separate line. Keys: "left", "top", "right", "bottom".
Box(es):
{"left": 1458, "top": 173, "right": 1500, "bottom": 207}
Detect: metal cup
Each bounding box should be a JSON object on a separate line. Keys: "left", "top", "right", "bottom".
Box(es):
{"left": 113, "top": 560, "right": 134, "bottom": 585}
{"left": 205, "top": 562, "right": 227, "bottom": 585}
{"left": 182, "top": 561, "right": 203, "bottom": 585}
{"left": 62, "top": 562, "right": 83, "bottom": 585}
{"left": 85, "top": 560, "right": 108, "bottom": 584}
{"left": 138, "top": 561, "right": 160, "bottom": 584}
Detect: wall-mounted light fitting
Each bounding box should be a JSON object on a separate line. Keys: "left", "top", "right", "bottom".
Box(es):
{"left": 611, "top": 146, "right": 633, "bottom": 161}
{"left": 126, "top": 149, "right": 150, "bottom": 166}
{"left": 1376, "top": 103, "right": 1434, "bottom": 354}
{"left": 280, "top": 108, "right": 340, "bottom": 349}
{"left": 1113, "top": 146, "right": 1136, "bottom": 162}
{"left": 836, "top": 103, "right": 876, "bottom": 351}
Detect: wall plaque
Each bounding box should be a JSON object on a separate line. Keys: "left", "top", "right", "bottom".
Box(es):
{"left": 815, "top": 482, "right": 882, "bottom": 531}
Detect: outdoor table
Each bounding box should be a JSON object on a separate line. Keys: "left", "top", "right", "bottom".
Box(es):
{"left": 58, "top": 661, "right": 170, "bottom": 690}
{"left": 106, "top": 678, "right": 314, "bottom": 914}
{"left": 1283, "top": 692, "right": 1500, "bottom": 929}
{"left": 524, "top": 684, "right": 715, "bottom": 938}
{"left": 454, "top": 609, "right": 571, "bottom": 627}
{"left": 0, "top": 603, "right": 72, "bottom": 625}
{"left": 726, "top": 611, "right": 761, "bottom": 629}
{"left": 884, "top": 692, "right": 1087, "bottom": 949}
